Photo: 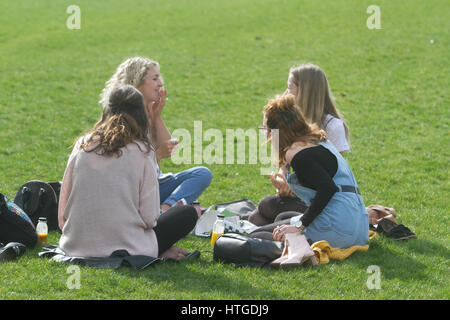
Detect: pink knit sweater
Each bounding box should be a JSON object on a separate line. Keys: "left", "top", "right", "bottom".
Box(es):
{"left": 58, "top": 139, "right": 161, "bottom": 258}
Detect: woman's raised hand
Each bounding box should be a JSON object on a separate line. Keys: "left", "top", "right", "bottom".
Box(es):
{"left": 269, "top": 172, "right": 293, "bottom": 197}
{"left": 146, "top": 89, "right": 167, "bottom": 121}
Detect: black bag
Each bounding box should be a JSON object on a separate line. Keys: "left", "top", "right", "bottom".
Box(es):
{"left": 213, "top": 233, "right": 283, "bottom": 267}
{"left": 13, "top": 181, "right": 61, "bottom": 232}
{"left": 215, "top": 199, "right": 256, "bottom": 220}
{"left": 0, "top": 193, "right": 38, "bottom": 248}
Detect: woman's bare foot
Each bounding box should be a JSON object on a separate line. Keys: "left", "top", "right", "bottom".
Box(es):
{"left": 159, "top": 246, "right": 188, "bottom": 260}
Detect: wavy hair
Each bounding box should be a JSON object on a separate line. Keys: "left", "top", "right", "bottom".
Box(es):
{"left": 264, "top": 94, "right": 327, "bottom": 166}
{"left": 288, "top": 63, "right": 349, "bottom": 142}
{"left": 82, "top": 85, "right": 152, "bottom": 157}
{"left": 99, "top": 57, "right": 160, "bottom": 111}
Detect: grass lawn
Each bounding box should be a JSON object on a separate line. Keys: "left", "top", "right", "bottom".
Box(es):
{"left": 0, "top": 0, "right": 448, "bottom": 300}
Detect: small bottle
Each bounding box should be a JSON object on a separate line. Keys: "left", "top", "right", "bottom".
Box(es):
{"left": 36, "top": 217, "right": 48, "bottom": 245}
{"left": 211, "top": 214, "right": 225, "bottom": 246}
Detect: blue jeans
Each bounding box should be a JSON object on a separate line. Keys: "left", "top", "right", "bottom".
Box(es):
{"left": 159, "top": 166, "right": 212, "bottom": 206}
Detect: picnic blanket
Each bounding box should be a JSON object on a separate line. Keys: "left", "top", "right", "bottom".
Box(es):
{"left": 38, "top": 245, "right": 201, "bottom": 269}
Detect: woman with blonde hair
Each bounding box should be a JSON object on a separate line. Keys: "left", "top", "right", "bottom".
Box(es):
{"left": 59, "top": 85, "right": 197, "bottom": 260}
{"left": 100, "top": 57, "right": 212, "bottom": 212}
{"left": 250, "top": 94, "right": 368, "bottom": 248}
{"left": 287, "top": 63, "right": 349, "bottom": 153}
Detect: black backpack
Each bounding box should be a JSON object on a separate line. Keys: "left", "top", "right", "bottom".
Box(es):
{"left": 13, "top": 181, "right": 61, "bottom": 232}
{"left": 0, "top": 193, "right": 38, "bottom": 248}
{"left": 213, "top": 233, "right": 283, "bottom": 268}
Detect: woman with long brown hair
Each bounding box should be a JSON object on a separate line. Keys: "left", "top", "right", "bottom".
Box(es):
{"left": 58, "top": 85, "right": 197, "bottom": 260}
{"left": 250, "top": 94, "right": 368, "bottom": 248}
{"left": 249, "top": 63, "right": 350, "bottom": 227}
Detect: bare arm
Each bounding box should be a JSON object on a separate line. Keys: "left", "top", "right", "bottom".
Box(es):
{"left": 150, "top": 115, "right": 172, "bottom": 150}
{"left": 145, "top": 89, "right": 172, "bottom": 149}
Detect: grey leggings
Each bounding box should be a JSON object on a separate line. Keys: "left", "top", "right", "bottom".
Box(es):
{"left": 249, "top": 211, "right": 302, "bottom": 241}
{"left": 248, "top": 194, "right": 307, "bottom": 226}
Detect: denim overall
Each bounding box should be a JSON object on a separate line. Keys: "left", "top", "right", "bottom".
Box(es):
{"left": 286, "top": 141, "right": 369, "bottom": 248}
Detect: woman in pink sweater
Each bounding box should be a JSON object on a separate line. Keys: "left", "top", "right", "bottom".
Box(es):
{"left": 58, "top": 85, "right": 197, "bottom": 260}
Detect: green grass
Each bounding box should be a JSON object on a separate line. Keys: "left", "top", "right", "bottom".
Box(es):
{"left": 0, "top": 0, "right": 449, "bottom": 300}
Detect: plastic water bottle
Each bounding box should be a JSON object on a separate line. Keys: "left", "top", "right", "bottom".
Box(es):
{"left": 211, "top": 214, "right": 225, "bottom": 246}
{"left": 36, "top": 217, "right": 48, "bottom": 245}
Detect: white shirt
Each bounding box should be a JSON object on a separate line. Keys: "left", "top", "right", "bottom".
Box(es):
{"left": 322, "top": 114, "right": 350, "bottom": 153}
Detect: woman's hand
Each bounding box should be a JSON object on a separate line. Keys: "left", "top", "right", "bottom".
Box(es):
{"left": 159, "top": 246, "right": 188, "bottom": 261}
{"left": 146, "top": 89, "right": 167, "bottom": 121}
{"left": 273, "top": 224, "right": 300, "bottom": 242}
{"left": 269, "top": 172, "right": 293, "bottom": 196}
{"left": 156, "top": 138, "right": 178, "bottom": 162}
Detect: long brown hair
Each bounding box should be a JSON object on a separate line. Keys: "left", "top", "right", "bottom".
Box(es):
{"left": 81, "top": 85, "right": 152, "bottom": 157}
{"left": 289, "top": 63, "right": 349, "bottom": 142}
{"left": 264, "top": 94, "right": 327, "bottom": 166}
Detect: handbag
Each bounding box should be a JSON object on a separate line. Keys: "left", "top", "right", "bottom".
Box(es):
{"left": 213, "top": 233, "right": 283, "bottom": 267}
{"left": 13, "top": 180, "right": 61, "bottom": 231}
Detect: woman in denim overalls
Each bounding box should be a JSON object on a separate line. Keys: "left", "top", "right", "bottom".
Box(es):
{"left": 263, "top": 94, "right": 369, "bottom": 249}
{"left": 285, "top": 140, "right": 369, "bottom": 248}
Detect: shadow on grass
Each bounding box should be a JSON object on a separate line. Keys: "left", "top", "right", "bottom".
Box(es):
{"left": 113, "top": 254, "right": 287, "bottom": 299}
{"left": 344, "top": 236, "right": 448, "bottom": 284}
{"left": 28, "top": 233, "right": 447, "bottom": 299}
{"left": 102, "top": 235, "right": 450, "bottom": 298}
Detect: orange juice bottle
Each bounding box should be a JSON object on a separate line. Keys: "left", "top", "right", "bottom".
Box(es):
{"left": 211, "top": 214, "right": 225, "bottom": 246}
{"left": 36, "top": 217, "right": 48, "bottom": 245}
{"left": 210, "top": 232, "right": 222, "bottom": 246}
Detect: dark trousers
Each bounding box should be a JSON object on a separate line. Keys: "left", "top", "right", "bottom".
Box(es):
{"left": 153, "top": 205, "right": 198, "bottom": 255}
{"left": 248, "top": 194, "right": 307, "bottom": 226}
{"left": 247, "top": 194, "right": 308, "bottom": 241}
{"left": 249, "top": 212, "right": 301, "bottom": 241}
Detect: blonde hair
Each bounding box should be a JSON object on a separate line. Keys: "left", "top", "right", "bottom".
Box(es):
{"left": 99, "top": 57, "right": 160, "bottom": 109}
{"left": 289, "top": 63, "right": 349, "bottom": 142}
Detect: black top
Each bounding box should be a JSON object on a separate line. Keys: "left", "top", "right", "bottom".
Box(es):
{"left": 290, "top": 145, "right": 338, "bottom": 227}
